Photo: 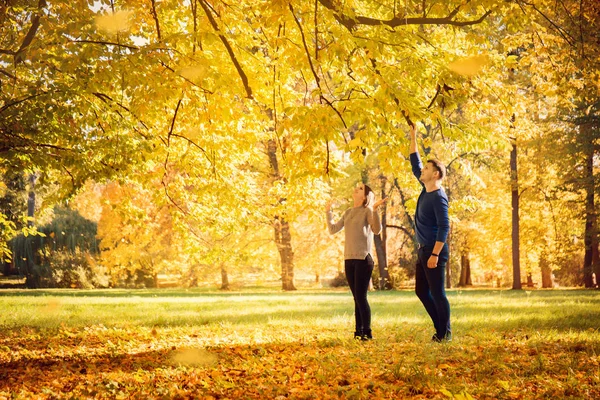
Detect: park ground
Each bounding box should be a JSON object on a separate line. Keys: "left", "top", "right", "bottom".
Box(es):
{"left": 1, "top": 288, "right": 599, "bottom": 399}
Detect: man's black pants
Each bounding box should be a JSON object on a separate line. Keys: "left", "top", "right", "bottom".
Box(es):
{"left": 415, "top": 245, "right": 451, "bottom": 339}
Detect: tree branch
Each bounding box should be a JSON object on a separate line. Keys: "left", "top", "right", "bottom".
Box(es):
{"left": 161, "top": 99, "right": 185, "bottom": 214}
{"left": 314, "top": 0, "right": 319, "bottom": 61}
{"left": 289, "top": 4, "right": 321, "bottom": 89}
{"left": 169, "top": 133, "right": 211, "bottom": 160}
{"left": 161, "top": 179, "right": 188, "bottom": 216}
{"left": 163, "top": 100, "right": 180, "bottom": 172}
{"left": 317, "top": 0, "right": 491, "bottom": 31}
{"left": 91, "top": 92, "right": 150, "bottom": 140}
{"left": 386, "top": 224, "right": 414, "bottom": 237}
{"left": 199, "top": 0, "right": 253, "bottom": 99}
{"left": 167, "top": 98, "right": 182, "bottom": 147}
{"left": 519, "top": 0, "right": 576, "bottom": 48}
{"left": 289, "top": 3, "right": 348, "bottom": 132}
{"left": 369, "top": 57, "right": 416, "bottom": 127}
{"left": 70, "top": 40, "right": 139, "bottom": 51}
{"left": 325, "top": 139, "right": 330, "bottom": 175}
{"left": 392, "top": 178, "right": 416, "bottom": 231}
{"left": 0, "top": 92, "right": 49, "bottom": 115}
{"left": 157, "top": 61, "right": 213, "bottom": 94}
{"left": 0, "top": 133, "right": 73, "bottom": 154}
{"left": 0, "top": 68, "right": 18, "bottom": 80}
{"left": 14, "top": 0, "right": 46, "bottom": 64}
{"left": 150, "top": 0, "right": 162, "bottom": 41}
{"left": 427, "top": 84, "right": 442, "bottom": 110}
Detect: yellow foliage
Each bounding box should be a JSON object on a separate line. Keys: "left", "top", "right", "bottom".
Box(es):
{"left": 179, "top": 65, "right": 208, "bottom": 82}
{"left": 95, "top": 10, "right": 132, "bottom": 34}
{"left": 448, "top": 55, "right": 490, "bottom": 76}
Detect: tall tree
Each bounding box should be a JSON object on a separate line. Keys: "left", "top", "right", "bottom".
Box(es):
{"left": 510, "top": 0, "right": 600, "bottom": 287}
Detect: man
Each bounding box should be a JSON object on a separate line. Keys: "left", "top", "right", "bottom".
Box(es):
{"left": 409, "top": 123, "right": 452, "bottom": 342}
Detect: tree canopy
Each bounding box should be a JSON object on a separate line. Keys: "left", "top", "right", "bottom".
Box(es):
{"left": 1, "top": 0, "right": 599, "bottom": 288}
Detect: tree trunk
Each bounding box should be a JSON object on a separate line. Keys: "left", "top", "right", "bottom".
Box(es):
{"left": 583, "top": 138, "right": 596, "bottom": 288}
{"left": 27, "top": 174, "right": 36, "bottom": 227}
{"left": 266, "top": 138, "right": 297, "bottom": 291}
{"left": 373, "top": 175, "right": 392, "bottom": 289}
{"left": 189, "top": 265, "right": 199, "bottom": 287}
{"left": 373, "top": 235, "right": 391, "bottom": 289}
{"left": 274, "top": 217, "right": 296, "bottom": 290}
{"left": 594, "top": 247, "right": 600, "bottom": 288}
{"left": 526, "top": 273, "right": 534, "bottom": 288}
{"left": 445, "top": 228, "right": 452, "bottom": 289}
{"left": 459, "top": 252, "right": 472, "bottom": 287}
{"left": 510, "top": 137, "right": 522, "bottom": 290}
{"left": 24, "top": 174, "right": 37, "bottom": 288}
{"left": 540, "top": 253, "right": 553, "bottom": 288}
{"left": 220, "top": 264, "right": 230, "bottom": 290}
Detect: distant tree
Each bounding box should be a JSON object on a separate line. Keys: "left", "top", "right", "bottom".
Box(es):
{"left": 11, "top": 206, "right": 98, "bottom": 288}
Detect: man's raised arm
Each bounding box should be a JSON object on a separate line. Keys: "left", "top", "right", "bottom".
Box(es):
{"left": 409, "top": 124, "right": 423, "bottom": 184}
{"left": 409, "top": 124, "right": 417, "bottom": 155}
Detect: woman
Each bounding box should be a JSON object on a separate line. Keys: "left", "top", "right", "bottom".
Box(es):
{"left": 326, "top": 183, "right": 386, "bottom": 340}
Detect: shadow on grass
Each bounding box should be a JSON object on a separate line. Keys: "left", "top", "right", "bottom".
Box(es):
{"left": 0, "top": 287, "right": 350, "bottom": 297}
{"left": 1, "top": 289, "right": 599, "bottom": 333}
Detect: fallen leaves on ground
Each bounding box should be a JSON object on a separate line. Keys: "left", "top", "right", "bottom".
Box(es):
{"left": 0, "top": 325, "right": 599, "bottom": 399}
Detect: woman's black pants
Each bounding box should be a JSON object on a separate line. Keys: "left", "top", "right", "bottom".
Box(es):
{"left": 345, "top": 255, "right": 374, "bottom": 336}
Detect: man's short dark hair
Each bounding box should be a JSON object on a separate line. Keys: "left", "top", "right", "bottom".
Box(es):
{"left": 427, "top": 159, "right": 446, "bottom": 180}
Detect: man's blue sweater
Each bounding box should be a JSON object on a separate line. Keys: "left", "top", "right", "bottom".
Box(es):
{"left": 410, "top": 152, "right": 450, "bottom": 246}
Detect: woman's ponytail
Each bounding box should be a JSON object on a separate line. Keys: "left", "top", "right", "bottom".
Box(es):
{"left": 363, "top": 185, "right": 374, "bottom": 207}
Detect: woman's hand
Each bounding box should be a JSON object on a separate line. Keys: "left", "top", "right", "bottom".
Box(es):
{"left": 325, "top": 199, "right": 333, "bottom": 212}
{"left": 372, "top": 197, "right": 388, "bottom": 210}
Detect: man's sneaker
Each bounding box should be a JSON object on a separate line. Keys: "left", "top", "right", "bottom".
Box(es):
{"left": 432, "top": 333, "right": 452, "bottom": 342}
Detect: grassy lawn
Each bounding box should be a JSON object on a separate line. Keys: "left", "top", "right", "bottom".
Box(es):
{"left": 1, "top": 288, "right": 599, "bottom": 399}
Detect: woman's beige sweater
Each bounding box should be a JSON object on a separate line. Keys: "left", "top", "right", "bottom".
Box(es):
{"left": 327, "top": 206, "right": 382, "bottom": 260}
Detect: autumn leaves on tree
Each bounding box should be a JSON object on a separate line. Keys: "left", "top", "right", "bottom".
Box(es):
{"left": 1, "top": 1, "right": 599, "bottom": 289}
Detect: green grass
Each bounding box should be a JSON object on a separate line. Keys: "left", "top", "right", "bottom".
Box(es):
{"left": 1, "top": 288, "right": 599, "bottom": 399}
